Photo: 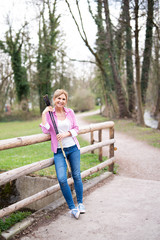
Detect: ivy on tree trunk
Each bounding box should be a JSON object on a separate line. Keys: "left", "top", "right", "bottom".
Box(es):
{"left": 103, "top": 0, "right": 130, "bottom": 118}
{"left": 37, "top": 0, "right": 59, "bottom": 113}
{"left": 141, "top": 0, "right": 154, "bottom": 105}
{"left": 123, "top": 0, "right": 135, "bottom": 115}
{"left": 0, "top": 27, "right": 29, "bottom": 104}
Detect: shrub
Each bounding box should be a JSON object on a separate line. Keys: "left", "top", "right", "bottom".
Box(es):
{"left": 71, "top": 89, "right": 95, "bottom": 112}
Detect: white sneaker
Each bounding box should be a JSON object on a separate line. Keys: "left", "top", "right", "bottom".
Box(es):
{"left": 70, "top": 208, "right": 80, "bottom": 219}
{"left": 78, "top": 203, "right": 86, "bottom": 214}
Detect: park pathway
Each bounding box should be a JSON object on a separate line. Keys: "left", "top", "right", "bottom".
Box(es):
{"left": 20, "top": 111, "right": 160, "bottom": 240}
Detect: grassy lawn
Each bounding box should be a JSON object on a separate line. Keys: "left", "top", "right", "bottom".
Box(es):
{"left": 0, "top": 118, "right": 108, "bottom": 177}
{"left": 84, "top": 114, "right": 160, "bottom": 149}
{"left": 0, "top": 118, "right": 42, "bottom": 140}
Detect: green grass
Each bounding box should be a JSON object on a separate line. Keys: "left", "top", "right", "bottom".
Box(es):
{"left": 0, "top": 211, "right": 32, "bottom": 235}
{"left": 0, "top": 118, "right": 42, "bottom": 140}
{"left": 114, "top": 119, "right": 160, "bottom": 148}
{"left": 84, "top": 114, "right": 109, "bottom": 123}
{"left": 84, "top": 114, "right": 160, "bottom": 149}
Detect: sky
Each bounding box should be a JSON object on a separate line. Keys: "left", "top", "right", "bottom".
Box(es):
{"left": 0, "top": 0, "right": 121, "bottom": 77}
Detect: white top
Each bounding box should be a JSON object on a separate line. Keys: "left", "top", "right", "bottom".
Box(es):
{"left": 41, "top": 123, "right": 78, "bottom": 137}
{"left": 57, "top": 118, "right": 75, "bottom": 148}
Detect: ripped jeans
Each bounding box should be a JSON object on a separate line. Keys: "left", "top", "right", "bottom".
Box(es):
{"left": 54, "top": 145, "right": 83, "bottom": 209}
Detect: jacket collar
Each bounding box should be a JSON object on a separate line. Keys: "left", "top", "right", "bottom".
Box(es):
{"left": 53, "top": 107, "right": 69, "bottom": 115}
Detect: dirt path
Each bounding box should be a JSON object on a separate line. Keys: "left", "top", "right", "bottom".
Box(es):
{"left": 19, "top": 112, "right": 160, "bottom": 240}
{"left": 76, "top": 111, "right": 160, "bottom": 181}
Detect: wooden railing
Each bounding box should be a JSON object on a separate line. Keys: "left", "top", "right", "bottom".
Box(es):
{"left": 0, "top": 121, "right": 115, "bottom": 218}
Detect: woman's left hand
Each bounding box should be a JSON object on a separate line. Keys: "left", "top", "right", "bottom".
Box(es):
{"left": 56, "top": 132, "right": 69, "bottom": 141}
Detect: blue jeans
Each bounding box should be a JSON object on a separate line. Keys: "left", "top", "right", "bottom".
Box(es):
{"left": 54, "top": 145, "right": 83, "bottom": 209}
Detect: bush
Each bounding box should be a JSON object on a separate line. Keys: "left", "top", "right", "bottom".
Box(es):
{"left": 71, "top": 89, "right": 95, "bottom": 112}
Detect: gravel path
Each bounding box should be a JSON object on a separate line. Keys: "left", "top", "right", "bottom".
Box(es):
{"left": 20, "top": 112, "right": 160, "bottom": 240}
{"left": 76, "top": 111, "right": 160, "bottom": 181}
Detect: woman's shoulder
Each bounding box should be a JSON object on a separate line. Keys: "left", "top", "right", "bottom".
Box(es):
{"left": 64, "top": 107, "right": 74, "bottom": 114}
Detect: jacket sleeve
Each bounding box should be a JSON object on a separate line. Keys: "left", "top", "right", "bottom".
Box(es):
{"left": 69, "top": 109, "right": 79, "bottom": 137}
{"left": 39, "top": 112, "right": 51, "bottom": 134}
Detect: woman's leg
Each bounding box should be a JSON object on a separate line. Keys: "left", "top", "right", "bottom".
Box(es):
{"left": 54, "top": 149, "right": 75, "bottom": 210}
{"left": 66, "top": 146, "right": 83, "bottom": 204}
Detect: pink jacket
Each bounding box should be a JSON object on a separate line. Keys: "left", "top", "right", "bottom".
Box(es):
{"left": 40, "top": 107, "right": 80, "bottom": 153}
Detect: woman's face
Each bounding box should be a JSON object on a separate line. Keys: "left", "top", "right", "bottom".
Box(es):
{"left": 54, "top": 93, "right": 67, "bottom": 108}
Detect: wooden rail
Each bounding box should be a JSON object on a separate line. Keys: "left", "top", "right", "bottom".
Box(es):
{"left": 0, "top": 121, "right": 114, "bottom": 151}
{"left": 0, "top": 121, "right": 115, "bottom": 218}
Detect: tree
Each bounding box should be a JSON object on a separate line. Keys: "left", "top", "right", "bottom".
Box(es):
{"left": 0, "top": 26, "right": 29, "bottom": 106}
{"left": 65, "top": 0, "right": 130, "bottom": 118}
{"left": 103, "top": 0, "right": 130, "bottom": 118}
{"left": 134, "top": 0, "right": 144, "bottom": 125}
{"left": 52, "top": 48, "right": 71, "bottom": 92}
{"left": 88, "top": 0, "right": 115, "bottom": 116}
{"left": 141, "top": 0, "right": 154, "bottom": 105}
{"left": 152, "top": 22, "right": 160, "bottom": 123}
{"left": 37, "top": 0, "right": 59, "bottom": 113}
{"left": 123, "top": 0, "right": 135, "bottom": 115}
{"left": 0, "top": 54, "right": 13, "bottom": 113}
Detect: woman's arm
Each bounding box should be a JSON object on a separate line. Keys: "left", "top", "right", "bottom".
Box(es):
{"left": 69, "top": 109, "right": 79, "bottom": 136}
{"left": 40, "top": 106, "right": 53, "bottom": 134}
{"left": 42, "top": 106, "right": 53, "bottom": 125}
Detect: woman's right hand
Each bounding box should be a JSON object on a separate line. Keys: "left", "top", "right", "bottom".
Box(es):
{"left": 42, "top": 106, "right": 53, "bottom": 115}
{"left": 42, "top": 106, "right": 53, "bottom": 125}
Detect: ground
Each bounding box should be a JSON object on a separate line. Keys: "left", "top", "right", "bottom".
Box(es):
{"left": 12, "top": 111, "right": 160, "bottom": 240}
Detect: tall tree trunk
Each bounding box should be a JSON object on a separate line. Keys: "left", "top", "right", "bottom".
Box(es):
{"left": 95, "top": 0, "right": 114, "bottom": 115}
{"left": 0, "top": 27, "right": 29, "bottom": 105}
{"left": 158, "top": 117, "right": 160, "bottom": 130}
{"left": 123, "top": 0, "right": 135, "bottom": 115}
{"left": 37, "top": 0, "right": 59, "bottom": 113}
{"left": 154, "top": 86, "right": 160, "bottom": 117}
{"left": 103, "top": 0, "right": 130, "bottom": 118}
{"left": 141, "top": 0, "right": 154, "bottom": 104}
{"left": 134, "top": 0, "right": 144, "bottom": 125}
{"left": 153, "top": 27, "right": 160, "bottom": 118}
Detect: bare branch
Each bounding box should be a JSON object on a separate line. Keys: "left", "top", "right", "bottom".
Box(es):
{"left": 87, "top": 0, "right": 96, "bottom": 23}
{"left": 64, "top": 0, "right": 86, "bottom": 42}
{"left": 64, "top": 0, "right": 106, "bottom": 76}
{"left": 69, "top": 58, "right": 96, "bottom": 64}
{"left": 76, "top": 0, "right": 88, "bottom": 41}
{"left": 153, "top": 21, "right": 160, "bottom": 40}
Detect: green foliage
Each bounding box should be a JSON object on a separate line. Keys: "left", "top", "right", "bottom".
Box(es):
{"left": 141, "top": 0, "right": 154, "bottom": 104}
{"left": 37, "top": 1, "right": 60, "bottom": 113}
{"left": 92, "top": 0, "right": 114, "bottom": 105}
{"left": 0, "top": 211, "right": 31, "bottom": 234}
{"left": 0, "top": 27, "right": 30, "bottom": 103}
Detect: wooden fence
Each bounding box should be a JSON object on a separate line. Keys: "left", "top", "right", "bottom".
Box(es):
{"left": 0, "top": 121, "right": 115, "bottom": 218}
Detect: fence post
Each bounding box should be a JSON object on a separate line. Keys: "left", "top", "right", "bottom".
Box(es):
{"left": 91, "top": 131, "right": 94, "bottom": 154}
{"left": 109, "top": 126, "right": 114, "bottom": 172}
{"left": 98, "top": 129, "right": 102, "bottom": 162}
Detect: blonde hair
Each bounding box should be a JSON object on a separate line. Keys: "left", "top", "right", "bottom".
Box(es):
{"left": 53, "top": 89, "right": 68, "bottom": 101}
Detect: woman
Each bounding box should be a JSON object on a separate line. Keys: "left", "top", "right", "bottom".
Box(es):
{"left": 40, "top": 89, "right": 85, "bottom": 219}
